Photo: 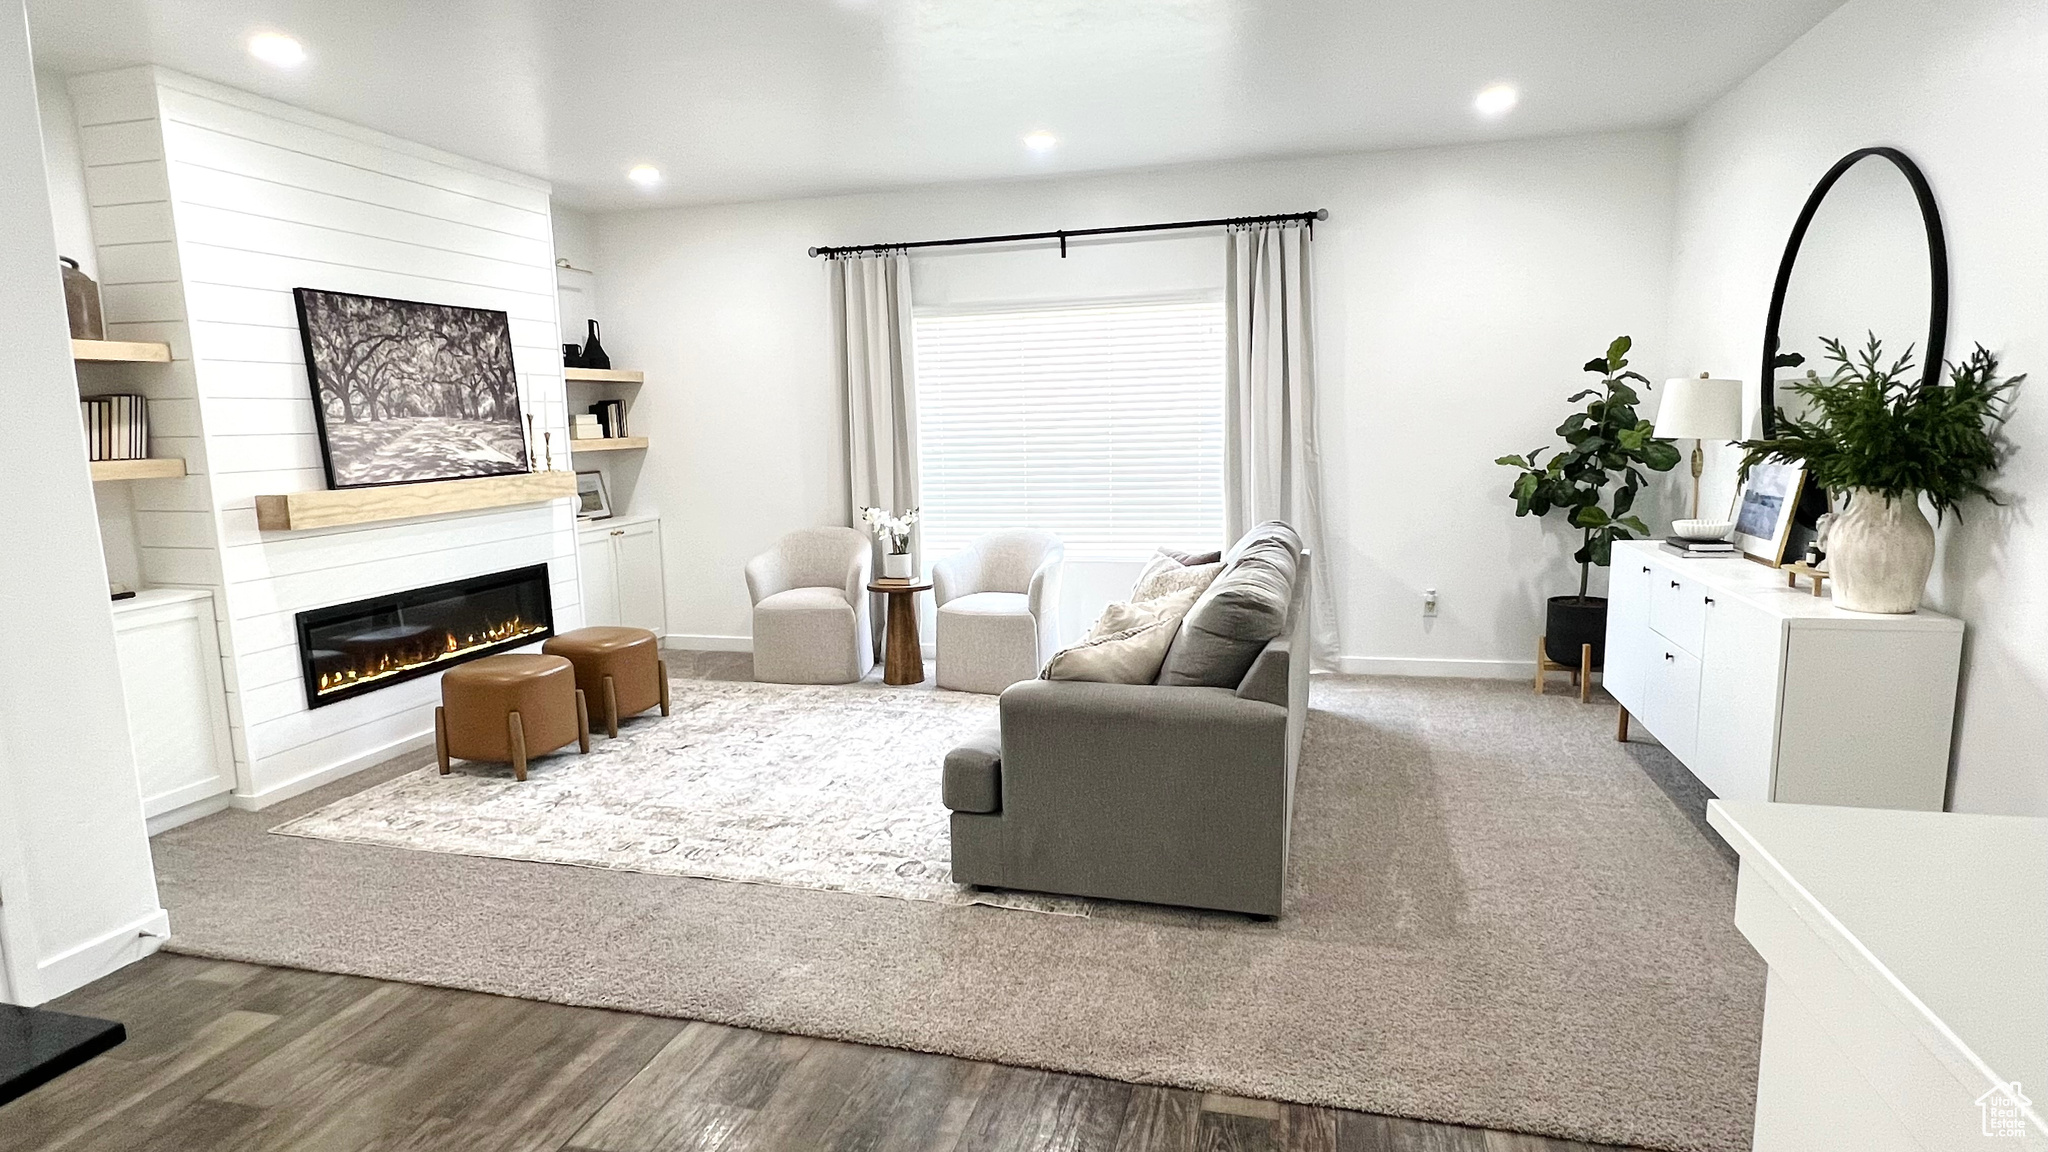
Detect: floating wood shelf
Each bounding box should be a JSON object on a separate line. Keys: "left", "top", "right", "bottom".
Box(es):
{"left": 90, "top": 458, "right": 186, "bottom": 481}
{"left": 564, "top": 367, "right": 643, "bottom": 384}
{"left": 255, "top": 471, "right": 577, "bottom": 532}
{"left": 72, "top": 338, "right": 172, "bottom": 363}
{"left": 570, "top": 437, "right": 648, "bottom": 454}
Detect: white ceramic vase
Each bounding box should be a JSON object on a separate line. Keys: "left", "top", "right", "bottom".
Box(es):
{"left": 882, "top": 552, "right": 913, "bottom": 580}
{"left": 1826, "top": 487, "right": 1934, "bottom": 614}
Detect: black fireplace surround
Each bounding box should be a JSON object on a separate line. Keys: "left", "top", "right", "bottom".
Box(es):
{"left": 296, "top": 564, "right": 554, "bottom": 708}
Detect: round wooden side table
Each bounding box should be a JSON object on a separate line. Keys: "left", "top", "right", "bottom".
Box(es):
{"left": 866, "top": 578, "right": 932, "bottom": 686}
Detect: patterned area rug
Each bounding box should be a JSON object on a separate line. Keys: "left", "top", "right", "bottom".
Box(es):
{"left": 271, "top": 679, "right": 1086, "bottom": 915}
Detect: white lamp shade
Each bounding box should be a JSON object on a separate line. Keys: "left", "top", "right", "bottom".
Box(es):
{"left": 1657, "top": 377, "right": 1744, "bottom": 440}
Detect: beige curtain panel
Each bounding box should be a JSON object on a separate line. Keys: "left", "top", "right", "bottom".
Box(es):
{"left": 832, "top": 252, "right": 919, "bottom": 655}
{"left": 1226, "top": 222, "right": 1340, "bottom": 668}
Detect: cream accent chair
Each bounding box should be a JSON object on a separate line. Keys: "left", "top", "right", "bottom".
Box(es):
{"left": 746, "top": 527, "right": 874, "bottom": 684}
{"left": 933, "top": 530, "right": 1064, "bottom": 694}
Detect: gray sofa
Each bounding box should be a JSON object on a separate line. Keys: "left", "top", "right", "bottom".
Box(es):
{"left": 943, "top": 524, "right": 1311, "bottom": 917}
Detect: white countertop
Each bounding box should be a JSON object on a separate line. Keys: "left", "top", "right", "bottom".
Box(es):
{"left": 1709, "top": 799, "right": 2046, "bottom": 1136}
{"left": 1619, "top": 540, "right": 1962, "bottom": 630}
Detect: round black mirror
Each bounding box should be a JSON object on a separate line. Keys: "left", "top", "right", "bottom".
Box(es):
{"left": 1761, "top": 147, "right": 1949, "bottom": 436}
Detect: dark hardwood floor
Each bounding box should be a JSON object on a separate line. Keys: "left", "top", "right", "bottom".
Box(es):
{"left": 3, "top": 955, "right": 1630, "bottom": 1152}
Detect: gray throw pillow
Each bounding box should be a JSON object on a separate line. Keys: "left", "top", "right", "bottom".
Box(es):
{"left": 1156, "top": 522, "right": 1302, "bottom": 688}
{"left": 1162, "top": 547, "right": 1223, "bottom": 566}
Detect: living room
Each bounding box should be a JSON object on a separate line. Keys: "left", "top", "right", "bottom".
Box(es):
{"left": 0, "top": 2, "right": 2041, "bottom": 1150}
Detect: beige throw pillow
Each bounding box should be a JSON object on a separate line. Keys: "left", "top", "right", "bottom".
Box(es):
{"left": 1044, "top": 587, "right": 1202, "bottom": 684}
{"left": 1130, "top": 549, "right": 1224, "bottom": 603}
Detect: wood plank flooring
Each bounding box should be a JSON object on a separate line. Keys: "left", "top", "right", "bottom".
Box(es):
{"left": 2, "top": 956, "right": 1634, "bottom": 1152}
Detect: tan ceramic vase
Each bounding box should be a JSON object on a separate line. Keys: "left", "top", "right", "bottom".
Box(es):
{"left": 1826, "top": 488, "right": 1934, "bottom": 613}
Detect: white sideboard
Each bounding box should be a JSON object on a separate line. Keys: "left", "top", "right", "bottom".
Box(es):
{"left": 111, "top": 588, "right": 237, "bottom": 831}
{"left": 578, "top": 513, "right": 667, "bottom": 636}
{"left": 1604, "top": 540, "right": 1962, "bottom": 810}
{"left": 1710, "top": 800, "right": 2046, "bottom": 1151}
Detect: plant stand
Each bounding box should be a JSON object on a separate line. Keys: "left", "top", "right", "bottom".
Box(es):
{"left": 1534, "top": 635, "right": 1595, "bottom": 704}
{"left": 1782, "top": 561, "right": 1830, "bottom": 598}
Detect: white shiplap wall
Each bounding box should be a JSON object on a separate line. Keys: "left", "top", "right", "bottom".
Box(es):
{"left": 71, "top": 67, "right": 582, "bottom": 804}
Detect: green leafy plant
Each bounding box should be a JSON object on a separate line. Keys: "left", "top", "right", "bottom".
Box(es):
{"left": 1497, "top": 336, "right": 1681, "bottom": 599}
{"left": 1738, "top": 335, "right": 2021, "bottom": 520}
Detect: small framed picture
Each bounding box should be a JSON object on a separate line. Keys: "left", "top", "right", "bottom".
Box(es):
{"left": 1732, "top": 462, "right": 1807, "bottom": 566}
{"left": 575, "top": 470, "right": 612, "bottom": 520}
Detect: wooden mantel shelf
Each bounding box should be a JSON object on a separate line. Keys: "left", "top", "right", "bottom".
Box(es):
{"left": 564, "top": 367, "right": 643, "bottom": 384}
{"left": 73, "top": 338, "right": 172, "bottom": 363}
{"left": 255, "top": 471, "right": 577, "bottom": 532}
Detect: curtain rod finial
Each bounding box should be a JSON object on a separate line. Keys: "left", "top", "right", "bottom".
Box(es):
{"left": 808, "top": 246, "right": 823, "bottom": 258}
{"left": 1314, "top": 209, "right": 1329, "bottom": 221}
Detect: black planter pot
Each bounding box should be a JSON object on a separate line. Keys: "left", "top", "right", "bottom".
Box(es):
{"left": 1545, "top": 596, "right": 1608, "bottom": 668}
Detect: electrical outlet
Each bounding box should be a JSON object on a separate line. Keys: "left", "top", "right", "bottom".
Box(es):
{"left": 1422, "top": 588, "right": 1438, "bottom": 617}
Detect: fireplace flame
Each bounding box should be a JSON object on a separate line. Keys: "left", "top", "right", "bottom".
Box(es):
{"left": 315, "top": 616, "right": 546, "bottom": 695}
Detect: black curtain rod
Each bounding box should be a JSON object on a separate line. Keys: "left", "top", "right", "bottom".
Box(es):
{"left": 807, "top": 208, "right": 1328, "bottom": 259}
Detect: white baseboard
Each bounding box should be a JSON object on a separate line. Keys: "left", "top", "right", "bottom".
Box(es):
{"left": 664, "top": 633, "right": 752, "bottom": 652}
{"left": 146, "top": 793, "right": 233, "bottom": 836}
{"left": 228, "top": 730, "right": 436, "bottom": 812}
{"left": 26, "top": 907, "right": 169, "bottom": 1004}
{"left": 1336, "top": 656, "right": 1538, "bottom": 680}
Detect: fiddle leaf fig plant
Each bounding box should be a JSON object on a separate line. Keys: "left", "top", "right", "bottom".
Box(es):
{"left": 1497, "top": 336, "right": 1682, "bottom": 599}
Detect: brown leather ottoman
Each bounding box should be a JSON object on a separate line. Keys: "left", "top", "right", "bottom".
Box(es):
{"left": 542, "top": 626, "right": 669, "bottom": 737}
{"left": 436, "top": 653, "right": 589, "bottom": 781}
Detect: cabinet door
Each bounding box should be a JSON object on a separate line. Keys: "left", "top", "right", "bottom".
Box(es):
{"left": 611, "top": 520, "right": 668, "bottom": 636}
{"left": 1650, "top": 567, "right": 1708, "bottom": 656}
{"left": 1648, "top": 644, "right": 1703, "bottom": 766}
{"left": 579, "top": 530, "right": 620, "bottom": 628}
{"left": 1603, "top": 550, "right": 1656, "bottom": 717}
{"left": 1693, "top": 592, "right": 1783, "bottom": 802}
{"left": 115, "top": 605, "right": 234, "bottom": 817}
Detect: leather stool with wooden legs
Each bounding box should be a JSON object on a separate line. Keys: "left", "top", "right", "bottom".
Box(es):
{"left": 436, "top": 653, "right": 589, "bottom": 781}
{"left": 542, "top": 626, "right": 668, "bottom": 738}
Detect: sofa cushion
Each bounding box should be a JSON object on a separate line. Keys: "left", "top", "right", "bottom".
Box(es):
{"left": 1041, "top": 616, "right": 1182, "bottom": 684}
{"left": 1130, "top": 549, "right": 1224, "bottom": 602}
{"left": 942, "top": 728, "right": 1003, "bottom": 813}
{"left": 1156, "top": 521, "right": 1301, "bottom": 688}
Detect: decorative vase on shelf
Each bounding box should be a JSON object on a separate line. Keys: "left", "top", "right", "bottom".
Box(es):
{"left": 581, "top": 319, "right": 611, "bottom": 370}
{"left": 1826, "top": 488, "right": 1934, "bottom": 614}
{"left": 562, "top": 342, "right": 583, "bottom": 368}
{"left": 882, "top": 552, "right": 913, "bottom": 580}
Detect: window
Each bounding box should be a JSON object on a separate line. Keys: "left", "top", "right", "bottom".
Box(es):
{"left": 914, "top": 298, "right": 1226, "bottom": 563}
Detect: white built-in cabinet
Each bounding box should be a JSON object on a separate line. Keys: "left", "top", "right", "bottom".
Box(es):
{"left": 578, "top": 513, "right": 667, "bottom": 635}
{"left": 110, "top": 588, "right": 236, "bottom": 829}
{"left": 1604, "top": 540, "right": 1963, "bottom": 811}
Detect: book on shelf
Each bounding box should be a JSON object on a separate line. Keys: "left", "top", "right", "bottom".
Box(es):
{"left": 78, "top": 394, "right": 149, "bottom": 461}
{"left": 590, "top": 398, "right": 626, "bottom": 438}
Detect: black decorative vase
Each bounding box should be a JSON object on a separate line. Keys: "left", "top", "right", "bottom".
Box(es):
{"left": 1544, "top": 596, "right": 1608, "bottom": 668}
{"left": 581, "top": 320, "right": 610, "bottom": 370}
{"left": 562, "top": 342, "right": 583, "bottom": 368}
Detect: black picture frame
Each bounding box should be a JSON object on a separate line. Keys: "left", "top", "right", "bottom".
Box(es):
{"left": 293, "top": 288, "right": 532, "bottom": 490}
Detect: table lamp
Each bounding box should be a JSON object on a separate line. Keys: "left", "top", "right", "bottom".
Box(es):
{"left": 1657, "top": 374, "right": 1744, "bottom": 519}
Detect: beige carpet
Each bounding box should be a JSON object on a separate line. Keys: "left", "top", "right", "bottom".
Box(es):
{"left": 152, "top": 671, "right": 1763, "bottom": 1152}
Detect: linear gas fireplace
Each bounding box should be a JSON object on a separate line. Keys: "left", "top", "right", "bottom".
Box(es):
{"left": 296, "top": 564, "right": 554, "bottom": 708}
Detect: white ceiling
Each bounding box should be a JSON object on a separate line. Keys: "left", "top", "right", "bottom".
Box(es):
{"left": 27, "top": 0, "right": 1845, "bottom": 211}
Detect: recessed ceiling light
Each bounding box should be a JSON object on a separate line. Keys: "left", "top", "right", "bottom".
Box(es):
{"left": 1474, "top": 83, "right": 1518, "bottom": 118}
{"left": 627, "top": 165, "right": 662, "bottom": 187}
{"left": 1023, "top": 130, "right": 1058, "bottom": 154}
{"left": 247, "top": 32, "right": 306, "bottom": 69}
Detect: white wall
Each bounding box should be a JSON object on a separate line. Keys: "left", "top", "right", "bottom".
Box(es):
{"left": 0, "top": 6, "right": 164, "bottom": 1005}
{"left": 67, "top": 67, "right": 583, "bottom": 806}
{"left": 1666, "top": 0, "right": 2048, "bottom": 815}
{"left": 595, "top": 130, "right": 1682, "bottom": 672}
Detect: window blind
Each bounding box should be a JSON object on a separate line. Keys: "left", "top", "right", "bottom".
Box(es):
{"left": 914, "top": 298, "right": 1226, "bottom": 563}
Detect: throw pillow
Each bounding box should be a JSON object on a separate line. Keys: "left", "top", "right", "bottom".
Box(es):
{"left": 1088, "top": 585, "right": 1200, "bottom": 639}
{"left": 1161, "top": 547, "right": 1224, "bottom": 566}
{"left": 1130, "top": 550, "right": 1224, "bottom": 603}
{"left": 1041, "top": 617, "right": 1184, "bottom": 684}
{"left": 1156, "top": 521, "right": 1302, "bottom": 688}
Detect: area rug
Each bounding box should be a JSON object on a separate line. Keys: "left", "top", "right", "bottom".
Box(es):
{"left": 271, "top": 680, "right": 1084, "bottom": 915}
{"left": 152, "top": 674, "right": 1765, "bottom": 1152}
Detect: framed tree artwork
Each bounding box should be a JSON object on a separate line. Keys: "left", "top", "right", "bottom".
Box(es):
{"left": 293, "top": 288, "right": 531, "bottom": 488}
